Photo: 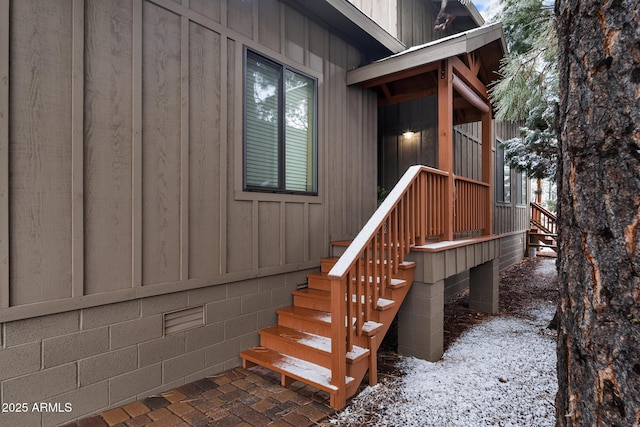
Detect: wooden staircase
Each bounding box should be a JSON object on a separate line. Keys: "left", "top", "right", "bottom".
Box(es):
{"left": 529, "top": 202, "right": 558, "bottom": 253}
{"left": 239, "top": 166, "right": 450, "bottom": 409}
{"left": 240, "top": 254, "right": 415, "bottom": 408}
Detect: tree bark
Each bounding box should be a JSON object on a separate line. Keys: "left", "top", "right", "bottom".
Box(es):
{"left": 555, "top": 1, "right": 640, "bottom": 426}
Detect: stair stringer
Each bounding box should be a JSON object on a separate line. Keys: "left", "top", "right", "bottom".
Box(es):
{"left": 238, "top": 259, "right": 416, "bottom": 409}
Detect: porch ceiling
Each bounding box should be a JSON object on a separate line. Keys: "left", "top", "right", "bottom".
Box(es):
{"left": 346, "top": 23, "right": 506, "bottom": 123}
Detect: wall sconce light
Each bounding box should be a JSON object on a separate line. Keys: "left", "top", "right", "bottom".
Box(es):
{"left": 402, "top": 131, "right": 415, "bottom": 140}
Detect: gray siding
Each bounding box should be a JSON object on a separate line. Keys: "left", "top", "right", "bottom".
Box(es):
{"left": 453, "top": 122, "right": 482, "bottom": 181}
{"left": 378, "top": 96, "right": 438, "bottom": 191}
{"left": 493, "top": 121, "right": 529, "bottom": 235}
{"left": 0, "top": 0, "right": 377, "bottom": 322}
{"left": 397, "top": 0, "right": 476, "bottom": 48}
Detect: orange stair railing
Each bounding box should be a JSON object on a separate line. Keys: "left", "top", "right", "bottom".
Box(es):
{"left": 326, "top": 165, "right": 448, "bottom": 408}
{"left": 454, "top": 176, "right": 490, "bottom": 236}
{"left": 531, "top": 202, "right": 557, "bottom": 234}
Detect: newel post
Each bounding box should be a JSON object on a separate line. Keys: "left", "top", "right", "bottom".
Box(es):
{"left": 329, "top": 277, "right": 347, "bottom": 409}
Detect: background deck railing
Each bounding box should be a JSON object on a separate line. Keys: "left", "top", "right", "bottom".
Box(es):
{"left": 454, "top": 176, "right": 490, "bottom": 235}
{"left": 326, "top": 165, "right": 448, "bottom": 408}
{"left": 530, "top": 201, "right": 557, "bottom": 234}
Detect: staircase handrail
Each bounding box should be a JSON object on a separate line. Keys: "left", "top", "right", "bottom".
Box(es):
{"left": 530, "top": 201, "right": 557, "bottom": 234}
{"left": 327, "top": 165, "right": 446, "bottom": 279}
{"left": 326, "top": 165, "right": 448, "bottom": 408}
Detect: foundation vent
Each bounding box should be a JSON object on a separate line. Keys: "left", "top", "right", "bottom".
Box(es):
{"left": 164, "top": 306, "right": 205, "bottom": 335}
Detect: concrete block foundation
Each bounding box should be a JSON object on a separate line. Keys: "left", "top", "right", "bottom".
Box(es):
{"left": 398, "top": 237, "right": 501, "bottom": 362}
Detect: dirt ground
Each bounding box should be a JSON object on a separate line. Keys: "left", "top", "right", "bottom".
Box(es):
{"left": 377, "top": 254, "right": 560, "bottom": 379}
{"left": 443, "top": 254, "right": 559, "bottom": 350}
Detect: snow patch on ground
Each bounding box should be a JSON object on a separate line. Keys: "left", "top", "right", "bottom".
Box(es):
{"left": 329, "top": 304, "right": 557, "bottom": 426}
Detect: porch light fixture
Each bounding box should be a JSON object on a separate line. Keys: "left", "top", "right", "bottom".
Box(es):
{"left": 403, "top": 131, "right": 415, "bottom": 140}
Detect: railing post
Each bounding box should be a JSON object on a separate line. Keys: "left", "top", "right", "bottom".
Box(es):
{"left": 330, "top": 277, "right": 347, "bottom": 409}
{"left": 438, "top": 60, "right": 454, "bottom": 241}
{"left": 481, "top": 109, "right": 493, "bottom": 236}
{"left": 418, "top": 172, "right": 427, "bottom": 245}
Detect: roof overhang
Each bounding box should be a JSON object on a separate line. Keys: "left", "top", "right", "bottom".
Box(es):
{"left": 283, "top": 0, "right": 406, "bottom": 60}
{"left": 347, "top": 22, "right": 506, "bottom": 87}
{"left": 346, "top": 22, "right": 506, "bottom": 123}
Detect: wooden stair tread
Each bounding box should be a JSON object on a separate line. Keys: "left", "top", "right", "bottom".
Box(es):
{"left": 292, "top": 288, "right": 330, "bottom": 299}
{"left": 277, "top": 306, "right": 384, "bottom": 337}
{"left": 277, "top": 306, "right": 332, "bottom": 324}
{"left": 260, "top": 325, "right": 369, "bottom": 363}
{"left": 240, "top": 347, "right": 354, "bottom": 394}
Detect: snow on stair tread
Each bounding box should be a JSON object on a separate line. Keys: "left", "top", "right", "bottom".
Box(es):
{"left": 264, "top": 326, "right": 369, "bottom": 361}
{"left": 242, "top": 347, "right": 354, "bottom": 392}
{"left": 277, "top": 307, "right": 384, "bottom": 333}
{"left": 362, "top": 320, "right": 384, "bottom": 334}
{"left": 357, "top": 276, "right": 406, "bottom": 287}
{"left": 351, "top": 294, "right": 396, "bottom": 308}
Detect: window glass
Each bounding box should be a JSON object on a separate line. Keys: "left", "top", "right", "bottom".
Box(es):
{"left": 245, "top": 54, "right": 280, "bottom": 189}
{"left": 285, "top": 70, "right": 315, "bottom": 192}
{"left": 244, "top": 50, "right": 317, "bottom": 194}
{"left": 496, "top": 143, "right": 510, "bottom": 203}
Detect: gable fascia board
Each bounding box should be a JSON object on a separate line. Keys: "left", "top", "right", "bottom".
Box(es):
{"left": 346, "top": 22, "right": 505, "bottom": 86}
{"left": 324, "top": 0, "right": 405, "bottom": 53}
{"left": 464, "top": 2, "right": 485, "bottom": 27}
{"left": 284, "top": 0, "right": 405, "bottom": 59}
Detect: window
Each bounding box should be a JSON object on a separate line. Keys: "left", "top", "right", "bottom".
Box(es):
{"left": 496, "top": 142, "right": 511, "bottom": 203}
{"left": 516, "top": 171, "right": 527, "bottom": 205}
{"left": 244, "top": 50, "right": 317, "bottom": 194}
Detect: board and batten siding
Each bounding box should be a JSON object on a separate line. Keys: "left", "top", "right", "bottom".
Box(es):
{"left": 493, "top": 120, "right": 529, "bottom": 235}
{"left": 0, "top": 0, "right": 378, "bottom": 322}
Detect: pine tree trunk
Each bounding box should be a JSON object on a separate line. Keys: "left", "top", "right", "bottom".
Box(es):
{"left": 555, "top": 1, "right": 640, "bottom": 426}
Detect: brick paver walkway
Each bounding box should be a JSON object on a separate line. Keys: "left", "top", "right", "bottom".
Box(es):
{"left": 61, "top": 367, "right": 336, "bottom": 427}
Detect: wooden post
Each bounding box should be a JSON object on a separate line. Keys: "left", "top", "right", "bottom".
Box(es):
{"left": 481, "top": 110, "right": 493, "bottom": 236}
{"left": 437, "top": 60, "right": 454, "bottom": 241}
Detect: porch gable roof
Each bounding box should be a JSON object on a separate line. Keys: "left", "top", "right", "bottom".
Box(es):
{"left": 346, "top": 22, "right": 506, "bottom": 88}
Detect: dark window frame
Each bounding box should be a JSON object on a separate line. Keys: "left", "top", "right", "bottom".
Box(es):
{"left": 243, "top": 48, "right": 318, "bottom": 196}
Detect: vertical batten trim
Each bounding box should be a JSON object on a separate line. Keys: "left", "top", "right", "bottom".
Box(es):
{"left": 220, "top": 0, "right": 227, "bottom": 27}
{"left": 280, "top": 202, "right": 286, "bottom": 265}
{"left": 252, "top": 0, "right": 258, "bottom": 41}
{"left": 303, "top": 203, "right": 309, "bottom": 262}
{"left": 321, "top": 32, "right": 330, "bottom": 254}
{"left": 252, "top": 200, "right": 259, "bottom": 270}
{"left": 180, "top": 15, "right": 189, "bottom": 280}
{"left": 279, "top": 2, "right": 285, "bottom": 55}
{"left": 132, "top": 0, "right": 143, "bottom": 287}
{"left": 0, "top": 0, "right": 9, "bottom": 308}
{"left": 71, "top": 0, "right": 85, "bottom": 298}
{"left": 303, "top": 13, "right": 309, "bottom": 68}
{"left": 219, "top": 38, "right": 228, "bottom": 275}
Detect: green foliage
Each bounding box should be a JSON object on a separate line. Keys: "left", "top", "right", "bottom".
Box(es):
{"left": 489, "top": 0, "right": 558, "bottom": 180}
{"left": 377, "top": 186, "right": 389, "bottom": 207}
